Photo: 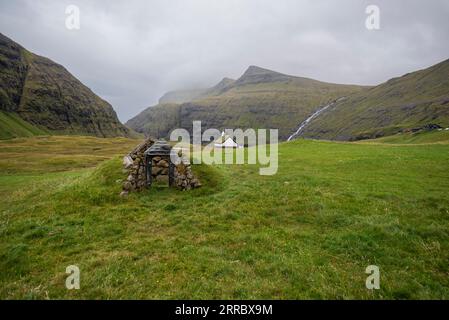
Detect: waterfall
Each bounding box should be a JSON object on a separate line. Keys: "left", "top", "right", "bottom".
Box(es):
{"left": 287, "top": 97, "right": 345, "bottom": 142}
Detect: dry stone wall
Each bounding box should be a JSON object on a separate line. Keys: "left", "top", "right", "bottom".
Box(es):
{"left": 150, "top": 156, "right": 171, "bottom": 184}
{"left": 174, "top": 160, "right": 201, "bottom": 190}
{"left": 121, "top": 138, "right": 155, "bottom": 196}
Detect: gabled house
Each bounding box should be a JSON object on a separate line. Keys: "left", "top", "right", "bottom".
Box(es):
{"left": 214, "top": 132, "right": 243, "bottom": 148}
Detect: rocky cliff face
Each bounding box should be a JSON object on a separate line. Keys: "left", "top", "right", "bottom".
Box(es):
{"left": 0, "top": 34, "right": 27, "bottom": 112}
{"left": 0, "top": 32, "right": 131, "bottom": 138}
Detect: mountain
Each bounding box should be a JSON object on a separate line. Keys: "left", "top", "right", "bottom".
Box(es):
{"left": 0, "top": 32, "right": 131, "bottom": 138}
{"left": 158, "top": 77, "right": 236, "bottom": 104}
{"left": 300, "top": 59, "right": 449, "bottom": 140}
{"left": 201, "top": 77, "right": 236, "bottom": 96}
{"left": 127, "top": 66, "right": 365, "bottom": 140}
{"left": 125, "top": 103, "right": 181, "bottom": 140}
{"left": 0, "top": 110, "right": 50, "bottom": 139}
{"left": 234, "top": 65, "right": 294, "bottom": 85}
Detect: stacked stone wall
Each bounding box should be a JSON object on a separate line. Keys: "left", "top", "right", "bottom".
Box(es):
{"left": 121, "top": 139, "right": 201, "bottom": 195}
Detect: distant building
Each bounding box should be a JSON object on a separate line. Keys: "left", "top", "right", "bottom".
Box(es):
{"left": 214, "top": 132, "right": 243, "bottom": 148}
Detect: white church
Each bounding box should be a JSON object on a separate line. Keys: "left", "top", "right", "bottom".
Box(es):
{"left": 214, "top": 132, "right": 243, "bottom": 148}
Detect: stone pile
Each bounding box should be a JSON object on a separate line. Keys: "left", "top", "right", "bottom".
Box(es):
{"left": 174, "top": 159, "right": 201, "bottom": 190}
{"left": 121, "top": 138, "right": 155, "bottom": 196}
{"left": 151, "top": 156, "right": 171, "bottom": 184}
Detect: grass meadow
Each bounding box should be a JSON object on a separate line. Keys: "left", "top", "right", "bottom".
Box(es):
{"left": 0, "top": 133, "right": 448, "bottom": 299}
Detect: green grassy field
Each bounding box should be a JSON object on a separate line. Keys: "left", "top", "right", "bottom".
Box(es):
{"left": 0, "top": 134, "right": 448, "bottom": 299}
{"left": 360, "top": 130, "right": 449, "bottom": 145}
{"left": 0, "top": 111, "right": 50, "bottom": 140}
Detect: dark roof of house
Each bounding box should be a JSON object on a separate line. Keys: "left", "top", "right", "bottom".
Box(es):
{"left": 144, "top": 140, "right": 172, "bottom": 156}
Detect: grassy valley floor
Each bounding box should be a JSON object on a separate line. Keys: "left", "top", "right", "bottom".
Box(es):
{"left": 0, "top": 134, "right": 448, "bottom": 299}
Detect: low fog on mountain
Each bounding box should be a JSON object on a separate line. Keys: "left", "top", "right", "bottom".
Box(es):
{"left": 1, "top": 0, "right": 448, "bottom": 121}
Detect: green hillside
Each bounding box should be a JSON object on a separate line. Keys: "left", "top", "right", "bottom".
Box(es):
{"left": 129, "top": 61, "right": 449, "bottom": 142}
{"left": 0, "top": 110, "right": 49, "bottom": 139}
{"left": 1, "top": 135, "right": 448, "bottom": 299}
{"left": 127, "top": 66, "right": 366, "bottom": 140}
{"left": 301, "top": 59, "right": 449, "bottom": 141}
{"left": 0, "top": 32, "right": 131, "bottom": 138}
{"left": 125, "top": 103, "right": 181, "bottom": 139}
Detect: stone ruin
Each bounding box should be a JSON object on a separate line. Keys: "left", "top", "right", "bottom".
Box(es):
{"left": 120, "top": 138, "right": 201, "bottom": 196}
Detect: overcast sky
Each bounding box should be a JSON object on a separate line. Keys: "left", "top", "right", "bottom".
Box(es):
{"left": 1, "top": 0, "right": 448, "bottom": 121}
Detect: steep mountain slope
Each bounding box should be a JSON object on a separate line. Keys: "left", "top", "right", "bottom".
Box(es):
{"left": 128, "top": 66, "right": 365, "bottom": 140}
{"left": 201, "top": 77, "right": 235, "bottom": 97}
{"left": 0, "top": 32, "right": 131, "bottom": 138}
{"left": 0, "top": 110, "right": 49, "bottom": 139}
{"left": 301, "top": 59, "right": 449, "bottom": 140}
{"left": 126, "top": 103, "right": 181, "bottom": 139}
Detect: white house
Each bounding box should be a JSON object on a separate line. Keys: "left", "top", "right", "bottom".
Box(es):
{"left": 214, "top": 132, "right": 243, "bottom": 148}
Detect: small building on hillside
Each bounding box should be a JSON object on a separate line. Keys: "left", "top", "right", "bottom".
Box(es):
{"left": 214, "top": 132, "right": 243, "bottom": 148}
